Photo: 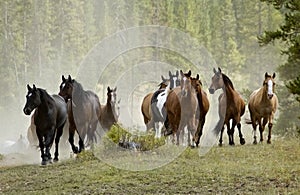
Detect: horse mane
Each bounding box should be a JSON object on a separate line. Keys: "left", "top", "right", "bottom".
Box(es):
{"left": 37, "top": 88, "right": 53, "bottom": 102}
{"left": 222, "top": 73, "right": 234, "bottom": 90}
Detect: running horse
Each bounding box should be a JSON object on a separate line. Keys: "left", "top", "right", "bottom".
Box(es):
{"left": 247, "top": 72, "right": 278, "bottom": 144}
{"left": 190, "top": 74, "right": 210, "bottom": 147}
{"left": 23, "top": 84, "right": 67, "bottom": 165}
{"left": 209, "top": 67, "right": 246, "bottom": 146}
{"left": 141, "top": 70, "right": 180, "bottom": 131}
{"left": 164, "top": 70, "right": 198, "bottom": 146}
{"left": 99, "top": 86, "right": 120, "bottom": 131}
{"left": 59, "top": 75, "right": 100, "bottom": 153}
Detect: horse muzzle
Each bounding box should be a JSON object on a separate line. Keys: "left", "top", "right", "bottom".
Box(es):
{"left": 23, "top": 107, "right": 32, "bottom": 115}
{"left": 268, "top": 94, "right": 274, "bottom": 99}
{"left": 209, "top": 88, "right": 215, "bottom": 94}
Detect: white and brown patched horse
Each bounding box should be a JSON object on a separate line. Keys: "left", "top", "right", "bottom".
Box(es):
{"left": 247, "top": 72, "right": 278, "bottom": 144}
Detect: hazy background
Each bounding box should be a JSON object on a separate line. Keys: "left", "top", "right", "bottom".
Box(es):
{"left": 0, "top": 0, "right": 297, "bottom": 147}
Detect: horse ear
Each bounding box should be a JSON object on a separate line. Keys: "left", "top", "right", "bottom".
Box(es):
{"left": 62, "top": 75, "right": 66, "bottom": 82}
{"left": 265, "top": 72, "right": 268, "bottom": 79}
{"left": 213, "top": 68, "right": 217, "bottom": 74}
{"left": 218, "top": 67, "right": 222, "bottom": 73}
{"left": 114, "top": 87, "right": 117, "bottom": 91}
{"left": 188, "top": 70, "right": 191, "bottom": 77}
{"left": 180, "top": 70, "right": 184, "bottom": 77}
{"left": 161, "top": 75, "right": 166, "bottom": 81}
{"left": 107, "top": 86, "right": 110, "bottom": 92}
{"left": 33, "top": 84, "right": 37, "bottom": 90}
{"left": 176, "top": 70, "right": 179, "bottom": 77}
{"left": 272, "top": 73, "right": 276, "bottom": 79}
{"left": 68, "top": 75, "right": 72, "bottom": 81}
{"left": 169, "top": 71, "right": 172, "bottom": 77}
{"left": 118, "top": 99, "right": 121, "bottom": 104}
{"left": 196, "top": 74, "right": 199, "bottom": 80}
{"left": 27, "top": 84, "right": 32, "bottom": 91}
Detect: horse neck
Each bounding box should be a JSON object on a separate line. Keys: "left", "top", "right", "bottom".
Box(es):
{"left": 37, "top": 89, "right": 53, "bottom": 111}
{"left": 259, "top": 86, "right": 271, "bottom": 103}
{"left": 223, "top": 84, "right": 235, "bottom": 100}
{"left": 72, "top": 82, "right": 87, "bottom": 105}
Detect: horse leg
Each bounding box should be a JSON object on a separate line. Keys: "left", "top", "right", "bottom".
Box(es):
{"left": 252, "top": 117, "right": 258, "bottom": 144}
{"left": 260, "top": 118, "right": 268, "bottom": 143}
{"left": 36, "top": 130, "right": 46, "bottom": 165}
{"left": 237, "top": 122, "right": 245, "bottom": 145}
{"left": 226, "top": 121, "right": 231, "bottom": 145}
{"left": 54, "top": 124, "right": 64, "bottom": 162}
{"left": 68, "top": 124, "right": 79, "bottom": 154}
{"left": 229, "top": 120, "right": 237, "bottom": 146}
{"left": 44, "top": 128, "right": 56, "bottom": 164}
{"left": 267, "top": 115, "right": 274, "bottom": 144}
{"left": 219, "top": 125, "right": 225, "bottom": 147}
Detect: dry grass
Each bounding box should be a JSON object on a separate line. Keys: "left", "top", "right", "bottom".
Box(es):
{"left": 0, "top": 137, "right": 299, "bottom": 194}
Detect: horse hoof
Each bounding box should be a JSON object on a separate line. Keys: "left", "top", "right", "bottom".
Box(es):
{"left": 218, "top": 143, "right": 223, "bottom": 147}
{"left": 240, "top": 138, "right": 246, "bottom": 145}
{"left": 267, "top": 140, "right": 271, "bottom": 144}
{"left": 253, "top": 140, "right": 257, "bottom": 145}
{"left": 53, "top": 158, "right": 59, "bottom": 162}
{"left": 41, "top": 160, "right": 47, "bottom": 166}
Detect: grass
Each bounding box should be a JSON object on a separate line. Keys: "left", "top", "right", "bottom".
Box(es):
{"left": 0, "top": 137, "right": 299, "bottom": 194}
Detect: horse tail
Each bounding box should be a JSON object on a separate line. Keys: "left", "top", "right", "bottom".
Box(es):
{"left": 213, "top": 118, "right": 224, "bottom": 136}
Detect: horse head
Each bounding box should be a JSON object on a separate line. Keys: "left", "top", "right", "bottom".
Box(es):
{"left": 209, "top": 67, "right": 224, "bottom": 94}
{"left": 59, "top": 75, "right": 74, "bottom": 102}
{"left": 107, "top": 86, "right": 119, "bottom": 120}
{"left": 169, "top": 70, "right": 180, "bottom": 89}
{"left": 180, "top": 70, "right": 192, "bottom": 97}
{"left": 191, "top": 74, "right": 203, "bottom": 92}
{"left": 23, "top": 84, "right": 41, "bottom": 115}
{"left": 264, "top": 72, "right": 276, "bottom": 99}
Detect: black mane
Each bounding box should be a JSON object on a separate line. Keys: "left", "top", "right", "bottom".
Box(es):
{"left": 222, "top": 73, "right": 234, "bottom": 90}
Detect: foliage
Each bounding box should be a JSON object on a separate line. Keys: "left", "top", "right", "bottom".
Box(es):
{"left": 258, "top": 0, "right": 300, "bottom": 132}
{"left": 104, "top": 124, "right": 165, "bottom": 151}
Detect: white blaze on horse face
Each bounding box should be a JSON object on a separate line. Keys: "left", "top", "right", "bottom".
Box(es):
{"left": 267, "top": 79, "right": 273, "bottom": 96}
{"left": 61, "top": 83, "right": 65, "bottom": 90}
{"left": 110, "top": 92, "right": 115, "bottom": 103}
{"left": 28, "top": 93, "right": 32, "bottom": 97}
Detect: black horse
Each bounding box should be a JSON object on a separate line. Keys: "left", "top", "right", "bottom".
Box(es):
{"left": 59, "top": 75, "right": 100, "bottom": 153}
{"left": 23, "top": 84, "right": 67, "bottom": 165}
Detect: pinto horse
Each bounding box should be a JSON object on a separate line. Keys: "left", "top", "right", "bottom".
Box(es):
{"left": 190, "top": 74, "right": 210, "bottom": 147}
{"left": 164, "top": 70, "right": 198, "bottom": 146}
{"left": 99, "top": 87, "right": 120, "bottom": 131}
{"left": 59, "top": 75, "right": 100, "bottom": 153}
{"left": 23, "top": 84, "right": 67, "bottom": 165}
{"left": 151, "top": 70, "right": 181, "bottom": 138}
{"left": 247, "top": 72, "right": 278, "bottom": 144}
{"left": 141, "top": 71, "right": 179, "bottom": 131}
{"left": 209, "top": 67, "right": 246, "bottom": 146}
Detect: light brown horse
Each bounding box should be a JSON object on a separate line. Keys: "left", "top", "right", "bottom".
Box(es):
{"left": 190, "top": 74, "right": 210, "bottom": 147}
{"left": 247, "top": 72, "right": 278, "bottom": 144}
{"left": 209, "top": 67, "right": 246, "bottom": 146}
{"left": 99, "top": 86, "right": 120, "bottom": 131}
{"left": 164, "top": 70, "right": 198, "bottom": 146}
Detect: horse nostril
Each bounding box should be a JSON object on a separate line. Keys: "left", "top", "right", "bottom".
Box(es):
{"left": 209, "top": 88, "right": 214, "bottom": 94}
{"left": 268, "top": 94, "right": 273, "bottom": 99}
{"left": 23, "top": 108, "right": 30, "bottom": 115}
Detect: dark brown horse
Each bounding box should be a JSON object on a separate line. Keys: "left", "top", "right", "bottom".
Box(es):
{"left": 247, "top": 72, "right": 278, "bottom": 144}
{"left": 191, "top": 74, "right": 210, "bottom": 147}
{"left": 59, "top": 75, "right": 100, "bottom": 153}
{"left": 209, "top": 67, "right": 246, "bottom": 146}
{"left": 164, "top": 70, "right": 198, "bottom": 146}
{"left": 23, "top": 84, "right": 67, "bottom": 165}
{"left": 99, "top": 86, "right": 120, "bottom": 131}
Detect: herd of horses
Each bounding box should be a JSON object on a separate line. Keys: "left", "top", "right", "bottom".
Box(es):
{"left": 141, "top": 68, "right": 278, "bottom": 147}
{"left": 23, "top": 75, "right": 119, "bottom": 165}
{"left": 23, "top": 68, "right": 278, "bottom": 165}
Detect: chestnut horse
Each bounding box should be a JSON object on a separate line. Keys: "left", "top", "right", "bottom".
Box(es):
{"left": 247, "top": 72, "right": 278, "bottom": 144}
{"left": 59, "top": 75, "right": 100, "bottom": 153}
{"left": 209, "top": 67, "right": 246, "bottom": 146}
{"left": 191, "top": 74, "right": 210, "bottom": 147}
{"left": 99, "top": 86, "right": 120, "bottom": 131}
{"left": 23, "top": 84, "right": 67, "bottom": 165}
{"left": 164, "top": 70, "right": 198, "bottom": 146}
